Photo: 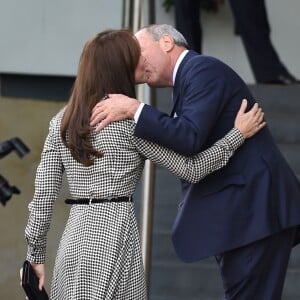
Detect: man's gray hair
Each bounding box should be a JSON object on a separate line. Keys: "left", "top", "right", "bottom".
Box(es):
{"left": 141, "top": 24, "right": 188, "bottom": 48}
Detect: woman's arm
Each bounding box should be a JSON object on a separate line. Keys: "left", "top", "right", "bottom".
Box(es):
{"left": 130, "top": 100, "right": 265, "bottom": 183}
{"left": 131, "top": 127, "right": 243, "bottom": 183}
{"left": 25, "top": 116, "right": 63, "bottom": 264}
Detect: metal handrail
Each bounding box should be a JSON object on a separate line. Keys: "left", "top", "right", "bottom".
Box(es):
{"left": 122, "top": 0, "right": 156, "bottom": 292}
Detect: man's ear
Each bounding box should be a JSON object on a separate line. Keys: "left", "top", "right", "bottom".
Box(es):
{"left": 159, "top": 34, "right": 175, "bottom": 52}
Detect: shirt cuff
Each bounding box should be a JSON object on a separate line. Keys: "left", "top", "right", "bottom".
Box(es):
{"left": 134, "top": 103, "right": 145, "bottom": 123}
{"left": 223, "top": 127, "right": 245, "bottom": 150}
{"left": 26, "top": 245, "right": 46, "bottom": 264}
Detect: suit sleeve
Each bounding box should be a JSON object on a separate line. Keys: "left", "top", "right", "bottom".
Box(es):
{"left": 131, "top": 127, "right": 244, "bottom": 183}
{"left": 134, "top": 58, "right": 230, "bottom": 156}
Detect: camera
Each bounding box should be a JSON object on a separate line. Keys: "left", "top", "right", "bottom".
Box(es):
{"left": 0, "top": 174, "right": 20, "bottom": 206}
{"left": 0, "top": 137, "right": 30, "bottom": 206}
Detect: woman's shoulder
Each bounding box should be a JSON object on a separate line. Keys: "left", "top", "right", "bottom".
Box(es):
{"left": 49, "top": 107, "right": 66, "bottom": 127}
{"left": 45, "top": 107, "right": 66, "bottom": 141}
{"left": 92, "top": 119, "right": 136, "bottom": 133}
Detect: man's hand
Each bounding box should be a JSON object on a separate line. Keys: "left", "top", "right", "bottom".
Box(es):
{"left": 90, "top": 94, "right": 140, "bottom": 131}
{"left": 234, "top": 99, "right": 266, "bottom": 138}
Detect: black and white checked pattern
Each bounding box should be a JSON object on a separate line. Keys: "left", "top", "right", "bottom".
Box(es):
{"left": 25, "top": 109, "right": 244, "bottom": 299}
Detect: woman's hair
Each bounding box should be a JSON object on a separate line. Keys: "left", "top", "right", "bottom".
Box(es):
{"left": 142, "top": 24, "right": 188, "bottom": 48}
{"left": 61, "top": 29, "right": 140, "bottom": 166}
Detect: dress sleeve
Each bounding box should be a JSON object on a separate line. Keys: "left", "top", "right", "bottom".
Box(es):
{"left": 25, "top": 116, "right": 64, "bottom": 264}
{"left": 130, "top": 127, "right": 244, "bottom": 184}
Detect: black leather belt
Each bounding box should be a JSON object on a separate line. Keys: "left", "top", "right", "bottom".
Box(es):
{"left": 65, "top": 196, "right": 132, "bottom": 205}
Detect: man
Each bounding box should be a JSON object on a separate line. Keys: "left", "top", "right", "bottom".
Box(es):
{"left": 175, "top": 0, "right": 300, "bottom": 84}
{"left": 90, "top": 24, "right": 300, "bottom": 299}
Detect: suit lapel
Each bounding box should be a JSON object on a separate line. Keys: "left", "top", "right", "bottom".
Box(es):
{"left": 170, "top": 51, "right": 197, "bottom": 117}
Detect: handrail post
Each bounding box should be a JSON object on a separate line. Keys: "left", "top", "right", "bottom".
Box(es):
{"left": 122, "top": 0, "right": 156, "bottom": 293}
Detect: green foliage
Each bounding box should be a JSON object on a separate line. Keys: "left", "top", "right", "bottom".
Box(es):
{"left": 162, "top": 0, "right": 174, "bottom": 12}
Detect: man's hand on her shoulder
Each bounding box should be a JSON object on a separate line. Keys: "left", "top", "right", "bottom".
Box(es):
{"left": 90, "top": 94, "right": 140, "bottom": 132}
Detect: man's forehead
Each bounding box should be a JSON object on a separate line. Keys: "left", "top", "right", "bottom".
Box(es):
{"left": 135, "top": 31, "right": 155, "bottom": 46}
{"left": 135, "top": 29, "right": 147, "bottom": 39}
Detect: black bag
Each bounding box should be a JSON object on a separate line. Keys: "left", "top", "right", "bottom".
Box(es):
{"left": 21, "top": 260, "right": 49, "bottom": 300}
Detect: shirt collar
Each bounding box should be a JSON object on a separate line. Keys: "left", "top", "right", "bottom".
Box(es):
{"left": 173, "top": 50, "right": 189, "bottom": 85}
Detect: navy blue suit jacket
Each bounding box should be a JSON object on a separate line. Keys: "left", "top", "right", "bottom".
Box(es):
{"left": 135, "top": 51, "right": 300, "bottom": 262}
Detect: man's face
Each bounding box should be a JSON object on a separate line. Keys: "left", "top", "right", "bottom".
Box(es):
{"left": 135, "top": 29, "right": 170, "bottom": 87}
{"left": 134, "top": 55, "right": 148, "bottom": 84}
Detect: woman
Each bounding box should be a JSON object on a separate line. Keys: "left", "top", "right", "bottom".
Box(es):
{"left": 24, "top": 29, "right": 264, "bottom": 300}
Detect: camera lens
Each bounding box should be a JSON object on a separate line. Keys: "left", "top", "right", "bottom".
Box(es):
{"left": 0, "top": 175, "right": 20, "bottom": 205}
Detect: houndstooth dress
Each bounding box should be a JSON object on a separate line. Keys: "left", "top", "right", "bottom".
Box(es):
{"left": 25, "top": 109, "right": 244, "bottom": 300}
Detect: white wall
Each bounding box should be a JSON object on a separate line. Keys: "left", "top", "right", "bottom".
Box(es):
{"left": 0, "top": 0, "right": 123, "bottom": 76}
{"left": 0, "top": 0, "right": 299, "bottom": 83}
{"left": 155, "top": 0, "right": 300, "bottom": 84}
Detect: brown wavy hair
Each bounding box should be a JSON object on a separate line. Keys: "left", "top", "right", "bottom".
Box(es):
{"left": 61, "top": 29, "right": 141, "bottom": 166}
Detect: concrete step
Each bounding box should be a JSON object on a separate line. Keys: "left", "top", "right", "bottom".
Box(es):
{"left": 278, "top": 144, "right": 300, "bottom": 177}
{"left": 149, "top": 261, "right": 300, "bottom": 300}
{"left": 150, "top": 261, "right": 222, "bottom": 300}
{"left": 266, "top": 113, "right": 300, "bottom": 144}
{"left": 249, "top": 85, "right": 300, "bottom": 114}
